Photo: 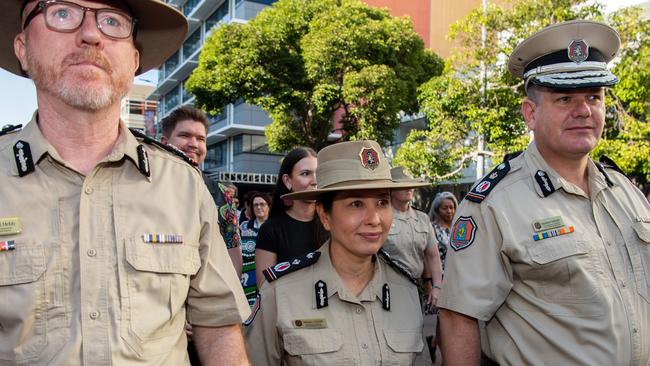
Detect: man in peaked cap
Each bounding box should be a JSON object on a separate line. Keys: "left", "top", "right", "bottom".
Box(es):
{"left": 438, "top": 20, "right": 650, "bottom": 365}
{"left": 0, "top": 1, "right": 250, "bottom": 365}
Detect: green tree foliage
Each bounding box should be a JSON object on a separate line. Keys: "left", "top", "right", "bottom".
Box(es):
{"left": 395, "top": 0, "right": 650, "bottom": 185}
{"left": 186, "top": 0, "right": 442, "bottom": 151}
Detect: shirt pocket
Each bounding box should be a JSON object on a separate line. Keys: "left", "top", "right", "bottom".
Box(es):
{"left": 118, "top": 238, "right": 201, "bottom": 358}
{"left": 0, "top": 243, "right": 47, "bottom": 363}
{"left": 631, "top": 220, "right": 650, "bottom": 303}
{"left": 383, "top": 329, "right": 424, "bottom": 365}
{"left": 527, "top": 238, "right": 599, "bottom": 304}
{"left": 282, "top": 328, "right": 347, "bottom": 366}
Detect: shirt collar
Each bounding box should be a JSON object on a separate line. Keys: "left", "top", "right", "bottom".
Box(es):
{"left": 9, "top": 112, "right": 149, "bottom": 180}
{"left": 524, "top": 141, "right": 611, "bottom": 198}
{"left": 311, "top": 241, "right": 384, "bottom": 307}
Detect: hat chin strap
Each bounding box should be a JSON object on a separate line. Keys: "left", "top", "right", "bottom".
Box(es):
{"left": 523, "top": 61, "right": 607, "bottom": 80}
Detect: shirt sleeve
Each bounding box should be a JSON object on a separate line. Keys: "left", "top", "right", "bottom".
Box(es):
{"left": 255, "top": 219, "right": 279, "bottom": 253}
{"left": 245, "top": 285, "right": 283, "bottom": 364}
{"left": 437, "top": 199, "right": 513, "bottom": 321}
{"left": 186, "top": 182, "right": 250, "bottom": 326}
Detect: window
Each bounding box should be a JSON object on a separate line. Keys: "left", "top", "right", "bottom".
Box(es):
{"left": 183, "top": 0, "right": 200, "bottom": 16}
{"left": 163, "top": 51, "right": 180, "bottom": 79}
{"left": 233, "top": 134, "right": 270, "bottom": 155}
{"left": 206, "top": 2, "right": 229, "bottom": 30}
{"left": 183, "top": 28, "right": 201, "bottom": 60}
{"left": 205, "top": 141, "right": 227, "bottom": 169}
{"left": 163, "top": 86, "right": 181, "bottom": 115}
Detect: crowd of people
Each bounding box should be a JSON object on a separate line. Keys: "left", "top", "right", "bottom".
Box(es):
{"left": 0, "top": 1, "right": 648, "bottom": 366}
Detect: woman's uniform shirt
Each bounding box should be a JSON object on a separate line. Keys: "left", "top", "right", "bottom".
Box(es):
{"left": 245, "top": 242, "right": 429, "bottom": 365}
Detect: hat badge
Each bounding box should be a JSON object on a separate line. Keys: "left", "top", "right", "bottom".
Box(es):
{"left": 567, "top": 39, "right": 589, "bottom": 64}
{"left": 359, "top": 146, "right": 380, "bottom": 171}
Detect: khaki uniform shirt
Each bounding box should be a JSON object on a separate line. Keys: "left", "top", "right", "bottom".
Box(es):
{"left": 0, "top": 116, "right": 250, "bottom": 366}
{"left": 383, "top": 207, "right": 436, "bottom": 277}
{"left": 439, "top": 142, "right": 650, "bottom": 366}
{"left": 246, "top": 242, "right": 429, "bottom": 365}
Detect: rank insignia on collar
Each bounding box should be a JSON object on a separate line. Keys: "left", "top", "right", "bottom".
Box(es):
{"left": 534, "top": 170, "right": 555, "bottom": 197}
{"left": 0, "top": 217, "right": 22, "bottom": 236}
{"left": 14, "top": 140, "right": 35, "bottom": 177}
{"left": 315, "top": 280, "right": 329, "bottom": 309}
{"left": 137, "top": 145, "right": 150, "bottom": 177}
{"left": 359, "top": 146, "right": 380, "bottom": 171}
{"left": 450, "top": 216, "right": 478, "bottom": 251}
{"left": 382, "top": 283, "right": 391, "bottom": 311}
{"left": 0, "top": 240, "right": 16, "bottom": 252}
{"left": 568, "top": 39, "right": 589, "bottom": 64}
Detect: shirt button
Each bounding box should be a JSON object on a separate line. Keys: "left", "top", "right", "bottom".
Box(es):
{"left": 621, "top": 282, "right": 626, "bottom": 288}
{"left": 632, "top": 328, "right": 638, "bottom": 333}
{"left": 355, "top": 308, "right": 362, "bottom": 314}
{"left": 89, "top": 311, "right": 100, "bottom": 319}
{"left": 84, "top": 186, "right": 93, "bottom": 195}
{"left": 361, "top": 343, "right": 368, "bottom": 349}
{"left": 87, "top": 249, "right": 97, "bottom": 257}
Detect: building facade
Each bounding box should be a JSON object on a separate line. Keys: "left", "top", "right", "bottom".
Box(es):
{"left": 121, "top": 84, "right": 158, "bottom": 136}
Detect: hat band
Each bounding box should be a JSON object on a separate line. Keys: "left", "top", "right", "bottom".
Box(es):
{"left": 523, "top": 61, "right": 607, "bottom": 80}
{"left": 318, "top": 178, "right": 395, "bottom": 190}
{"left": 317, "top": 159, "right": 391, "bottom": 188}
{"left": 526, "top": 69, "right": 618, "bottom": 90}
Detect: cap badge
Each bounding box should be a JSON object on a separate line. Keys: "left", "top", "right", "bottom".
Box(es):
{"left": 568, "top": 39, "right": 589, "bottom": 64}
{"left": 359, "top": 146, "right": 380, "bottom": 170}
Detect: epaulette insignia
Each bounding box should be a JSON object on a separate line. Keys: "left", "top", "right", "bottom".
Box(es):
{"left": 263, "top": 251, "right": 321, "bottom": 283}
{"left": 503, "top": 150, "right": 523, "bottom": 162}
{"left": 465, "top": 161, "right": 511, "bottom": 203}
{"left": 0, "top": 124, "right": 22, "bottom": 137}
{"left": 243, "top": 293, "right": 261, "bottom": 326}
{"left": 14, "top": 140, "right": 35, "bottom": 177}
{"left": 378, "top": 249, "right": 417, "bottom": 285}
{"left": 598, "top": 155, "right": 626, "bottom": 185}
{"left": 129, "top": 128, "right": 197, "bottom": 167}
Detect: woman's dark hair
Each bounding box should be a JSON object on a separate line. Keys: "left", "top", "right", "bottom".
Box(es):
{"left": 317, "top": 191, "right": 337, "bottom": 214}
{"left": 270, "top": 147, "right": 317, "bottom": 216}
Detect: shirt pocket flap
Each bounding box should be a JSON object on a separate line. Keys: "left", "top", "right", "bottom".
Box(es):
{"left": 283, "top": 329, "right": 342, "bottom": 355}
{"left": 529, "top": 239, "right": 588, "bottom": 265}
{"left": 0, "top": 244, "right": 46, "bottom": 286}
{"left": 125, "top": 239, "right": 201, "bottom": 275}
{"left": 632, "top": 221, "right": 650, "bottom": 243}
{"left": 384, "top": 329, "right": 424, "bottom": 353}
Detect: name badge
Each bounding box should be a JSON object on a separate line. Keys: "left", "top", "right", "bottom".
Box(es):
{"left": 0, "top": 217, "right": 22, "bottom": 236}
{"left": 293, "top": 318, "right": 327, "bottom": 329}
{"left": 532, "top": 216, "right": 564, "bottom": 232}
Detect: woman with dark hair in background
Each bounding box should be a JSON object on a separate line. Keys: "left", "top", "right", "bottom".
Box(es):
{"left": 254, "top": 147, "right": 329, "bottom": 289}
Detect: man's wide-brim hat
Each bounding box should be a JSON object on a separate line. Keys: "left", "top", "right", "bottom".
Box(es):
{"left": 508, "top": 20, "right": 620, "bottom": 90}
{"left": 282, "top": 140, "right": 429, "bottom": 201}
{"left": 0, "top": 0, "right": 188, "bottom": 77}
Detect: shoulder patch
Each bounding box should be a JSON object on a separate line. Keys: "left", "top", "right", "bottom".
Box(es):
{"left": 129, "top": 128, "right": 197, "bottom": 167}
{"left": 449, "top": 216, "right": 478, "bottom": 251}
{"left": 0, "top": 124, "right": 22, "bottom": 137}
{"left": 465, "top": 161, "right": 511, "bottom": 203}
{"left": 262, "top": 251, "right": 321, "bottom": 283}
{"left": 378, "top": 249, "right": 417, "bottom": 285}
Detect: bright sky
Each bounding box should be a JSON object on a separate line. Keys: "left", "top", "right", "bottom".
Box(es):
{"left": 0, "top": 0, "right": 645, "bottom": 126}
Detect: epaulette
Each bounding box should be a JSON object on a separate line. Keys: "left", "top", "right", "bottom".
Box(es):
{"left": 0, "top": 124, "right": 22, "bottom": 137}
{"left": 503, "top": 150, "right": 523, "bottom": 162}
{"left": 464, "top": 160, "right": 511, "bottom": 203}
{"left": 262, "top": 251, "right": 321, "bottom": 283}
{"left": 598, "top": 155, "right": 626, "bottom": 186}
{"left": 378, "top": 249, "right": 417, "bottom": 286}
{"left": 128, "top": 128, "right": 197, "bottom": 167}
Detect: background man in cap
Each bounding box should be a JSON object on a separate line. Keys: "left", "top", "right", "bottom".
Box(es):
{"left": 0, "top": 1, "right": 250, "bottom": 365}
{"left": 438, "top": 20, "right": 650, "bottom": 365}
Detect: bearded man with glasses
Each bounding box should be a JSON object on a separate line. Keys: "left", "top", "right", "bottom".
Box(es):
{"left": 0, "top": 1, "right": 251, "bottom": 365}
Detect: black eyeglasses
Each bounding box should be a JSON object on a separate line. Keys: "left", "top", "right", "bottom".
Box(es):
{"left": 22, "top": 0, "right": 137, "bottom": 40}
